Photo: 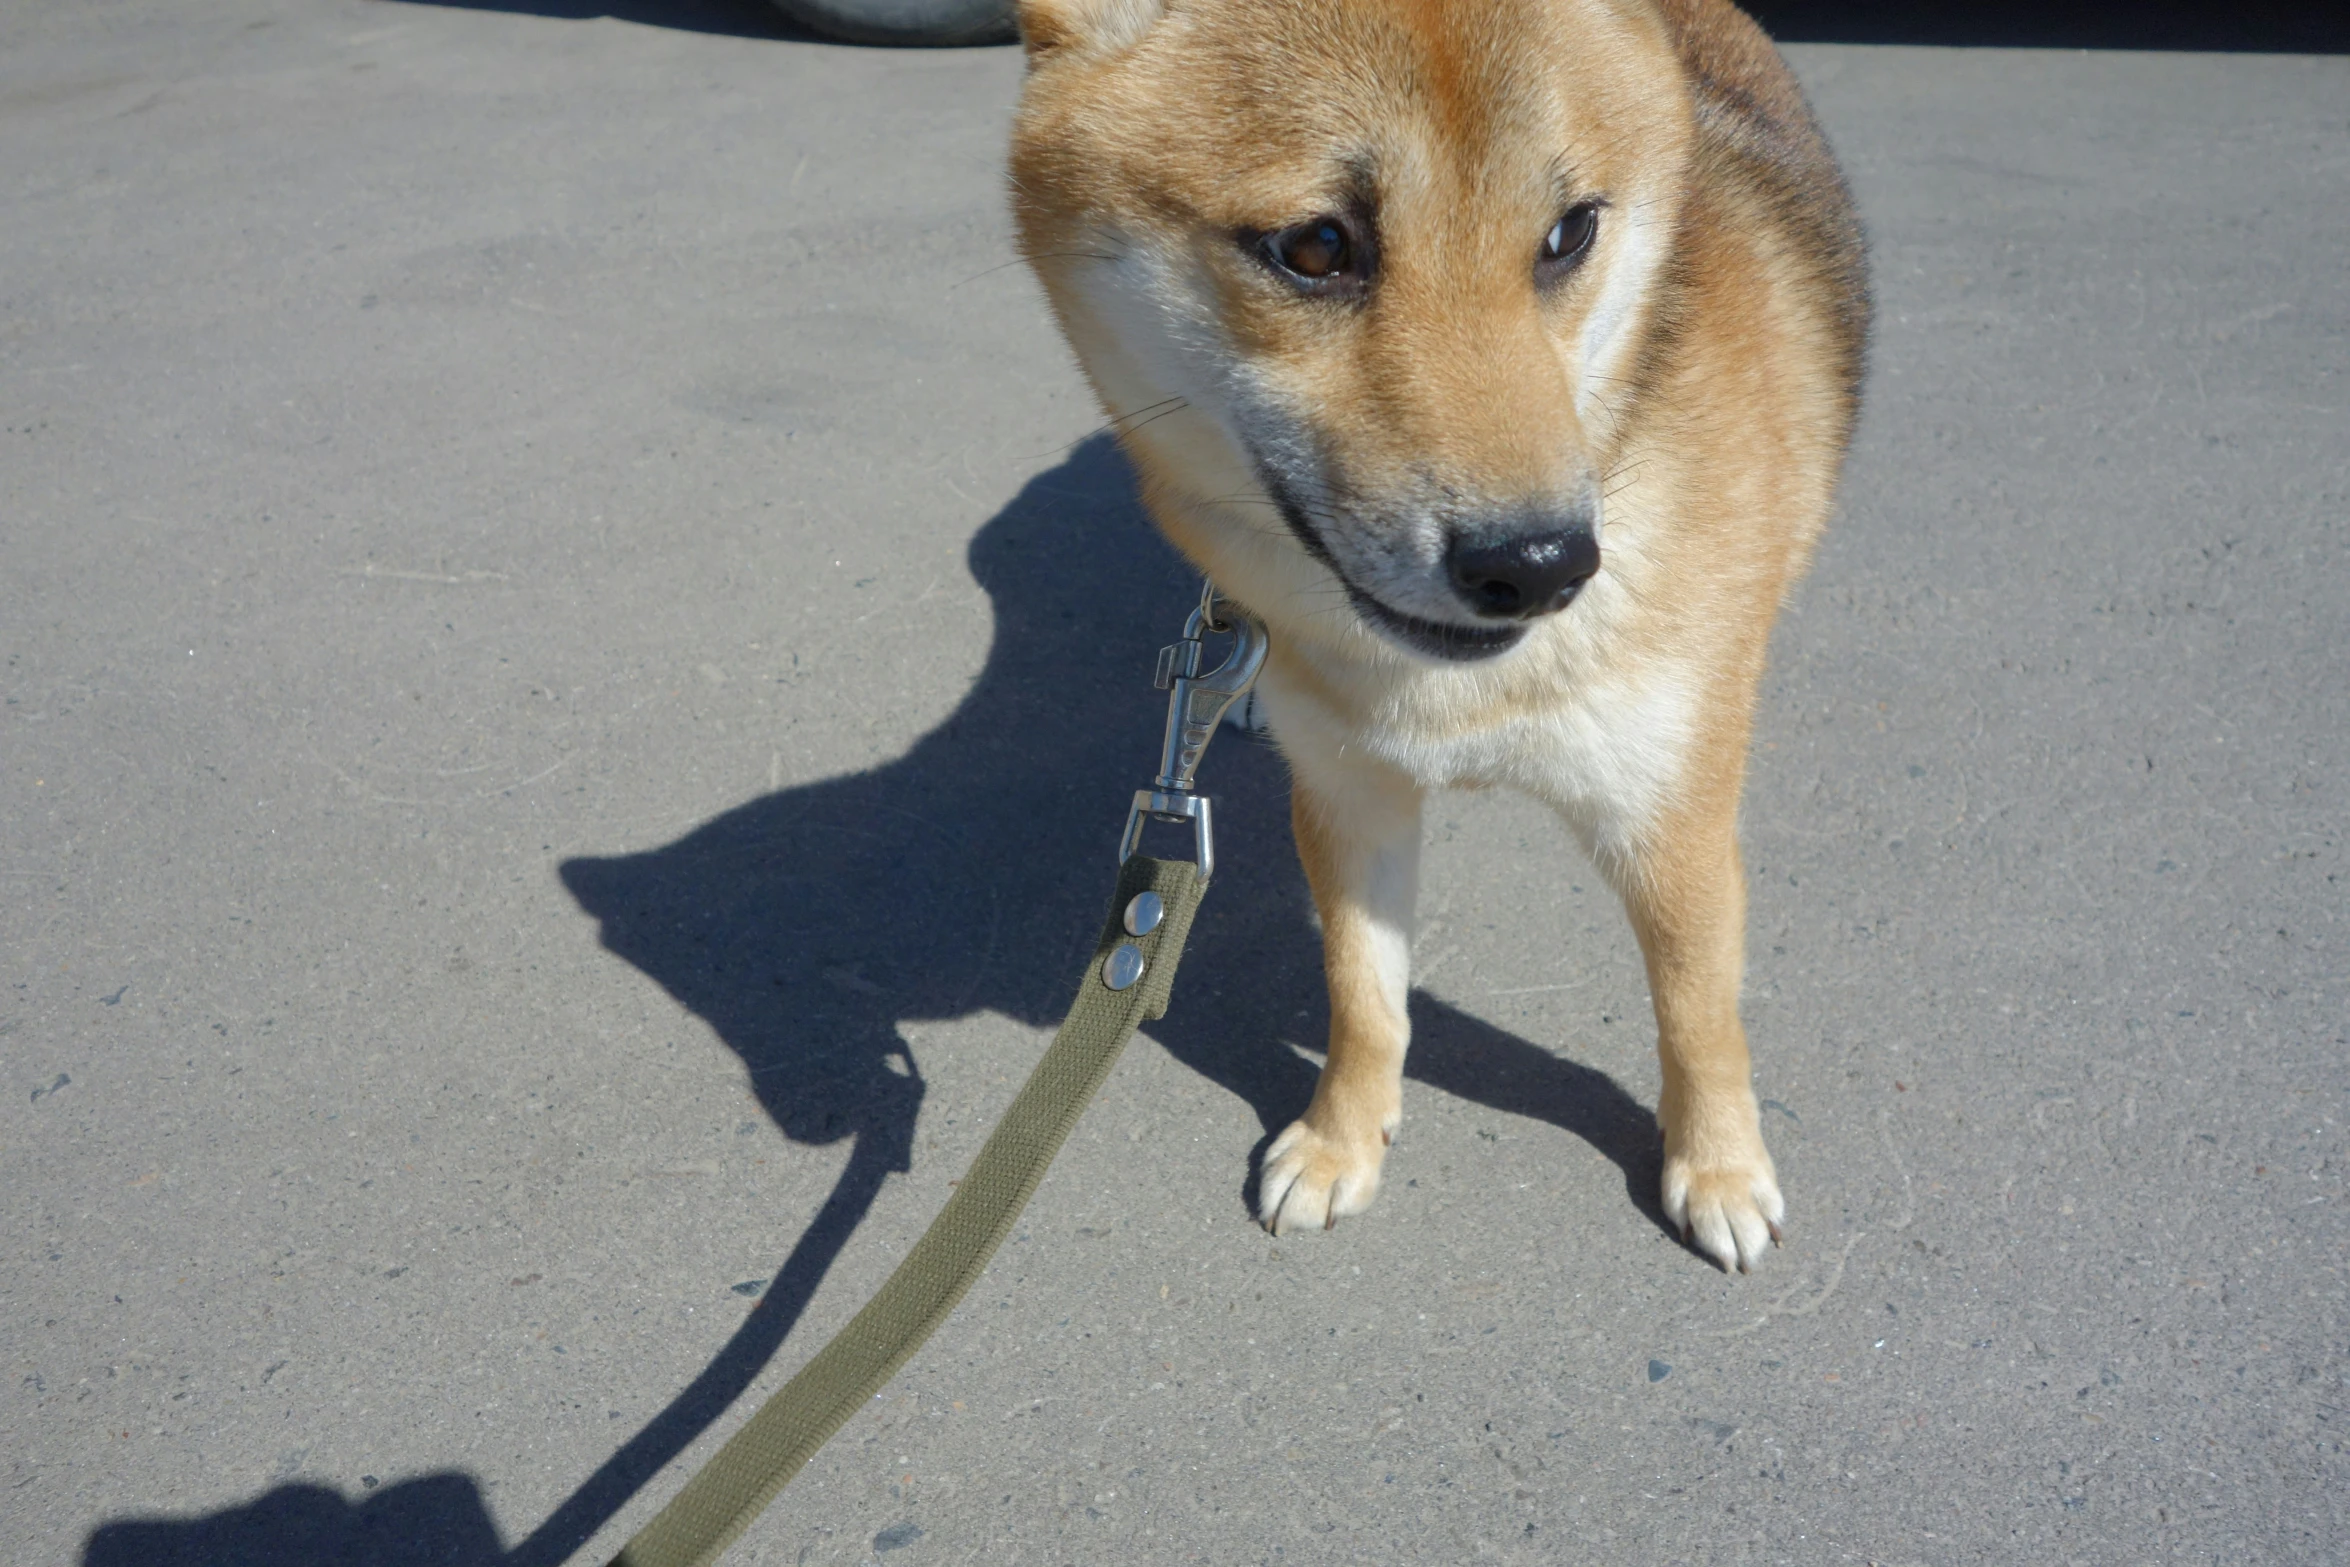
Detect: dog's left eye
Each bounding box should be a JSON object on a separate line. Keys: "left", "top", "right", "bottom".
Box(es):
{"left": 1256, "top": 218, "right": 1366, "bottom": 292}
{"left": 1538, "top": 202, "right": 1600, "bottom": 274}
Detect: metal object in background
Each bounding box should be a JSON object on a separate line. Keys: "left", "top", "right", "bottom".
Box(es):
{"left": 769, "top": 0, "right": 1015, "bottom": 47}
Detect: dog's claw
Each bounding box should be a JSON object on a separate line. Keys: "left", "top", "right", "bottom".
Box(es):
{"left": 1768, "top": 1219, "right": 1784, "bottom": 1246}
{"left": 1661, "top": 1125, "right": 1785, "bottom": 1273}
{"left": 1255, "top": 1115, "right": 1387, "bottom": 1235}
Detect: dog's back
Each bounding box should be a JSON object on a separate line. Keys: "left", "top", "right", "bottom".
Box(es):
{"left": 1655, "top": 0, "right": 1870, "bottom": 419}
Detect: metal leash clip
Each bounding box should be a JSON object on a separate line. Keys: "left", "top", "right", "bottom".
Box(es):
{"left": 1117, "top": 581, "right": 1268, "bottom": 882}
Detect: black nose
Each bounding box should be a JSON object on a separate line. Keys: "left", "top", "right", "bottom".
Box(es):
{"left": 1446, "top": 526, "right": 1600, "bottom": 619}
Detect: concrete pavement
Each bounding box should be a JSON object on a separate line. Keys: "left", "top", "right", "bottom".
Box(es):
{"left": 3, "top": 4, "right": 2345, "bottom": 1564}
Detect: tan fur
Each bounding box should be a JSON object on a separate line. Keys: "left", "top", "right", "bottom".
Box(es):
{"left": 1011, "top": 0, "right": 1867, "bottom": 1271}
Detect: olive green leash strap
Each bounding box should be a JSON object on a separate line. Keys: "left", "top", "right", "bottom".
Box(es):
{"left": 607, "top": 855, "right": 1209, "bottom": 1567}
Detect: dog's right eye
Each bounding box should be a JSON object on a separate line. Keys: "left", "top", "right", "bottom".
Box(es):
{"left": 1537, "top": 201, "right": 1602, "bottom": 281}
{"left": 1257, "top": 218, "right": 1364, "bottom": 291}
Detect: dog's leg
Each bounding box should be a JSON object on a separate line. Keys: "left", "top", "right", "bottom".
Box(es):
{"left": 1612, "top": 794, "right": 1783, "bottom": 1273}
{"left": 1257, "top": 760, "right": 1422, "bottom": 1235}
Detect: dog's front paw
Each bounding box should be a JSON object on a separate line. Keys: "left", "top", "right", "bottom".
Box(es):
{"left": 1257, "top": 1114, "right": 1391, "bottom": 1235}
{"left": 1661, "top": 1125, "right": 1784, "bottom": 1274}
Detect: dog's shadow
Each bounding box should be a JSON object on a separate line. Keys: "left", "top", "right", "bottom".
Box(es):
{"left": 80, "top": 436, "right": 1660, "bottom": 1567}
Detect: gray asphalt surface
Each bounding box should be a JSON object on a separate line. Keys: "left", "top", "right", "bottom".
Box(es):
{"left": 4, "top": 5, "right": 2346, "bottom": 1564}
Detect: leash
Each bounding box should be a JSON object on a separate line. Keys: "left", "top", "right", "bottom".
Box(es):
{"left": 607, "top": 585, "right": 1268, "bottom": 1567}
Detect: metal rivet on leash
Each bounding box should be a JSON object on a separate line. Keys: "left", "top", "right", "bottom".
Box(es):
{"left": 1101, "top": 942, "right": 1147, "bottom": 991}
{"left": 1123, "top": 891, "right": 1164, "bottom": 936}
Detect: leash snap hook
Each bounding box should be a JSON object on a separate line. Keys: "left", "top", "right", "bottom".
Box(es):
{"left": 1119, "top": 585, "right": 1267, "bottom": 881}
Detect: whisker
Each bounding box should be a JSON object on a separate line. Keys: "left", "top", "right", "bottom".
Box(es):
{"left": 955, "top": 250, "right": 1122, "bottom": 289}
{"left": 1105, "top": 395, "right": 1190, "bottom": 429}
{"left": 1028, "top": 397, "right": 1195, "bottom": 462}
{"left": 1099, "top": 398, "right": 1193, "bottom": 443}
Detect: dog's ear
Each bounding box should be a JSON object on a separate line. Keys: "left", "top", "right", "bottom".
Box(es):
{"left": 1015, "top": 0, "right": 1165, "bottom": 58}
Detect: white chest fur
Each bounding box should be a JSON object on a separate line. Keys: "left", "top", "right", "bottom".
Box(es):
{"left": 1257, "top": 612, "right": 1700, "bottom": 870}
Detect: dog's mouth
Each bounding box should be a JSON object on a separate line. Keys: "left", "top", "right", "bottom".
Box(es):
{"left": 1343, "top": 585, "right": 1528, "bottom": 662}
{"left": 1255, "top": 462, "right": 1536, "bottom": 664}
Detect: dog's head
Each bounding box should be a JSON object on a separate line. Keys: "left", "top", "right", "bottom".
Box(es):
{"left": 1011, "top": 0, "right": 1694, "bottom": 663}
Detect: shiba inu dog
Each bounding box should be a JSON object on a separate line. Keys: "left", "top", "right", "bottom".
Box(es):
{"left": 1008, "top": 0, "right": 1868, "bottom": 1272}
